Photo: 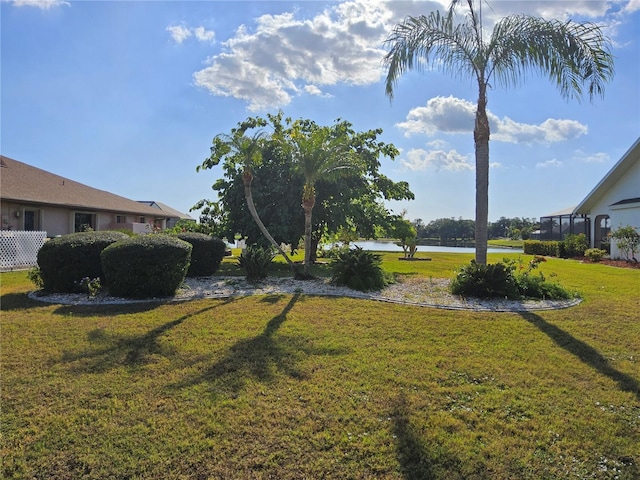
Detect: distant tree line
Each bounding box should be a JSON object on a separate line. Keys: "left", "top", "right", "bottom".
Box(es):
{"left": 412, "top": 216, "right": 539, "bottom": 244}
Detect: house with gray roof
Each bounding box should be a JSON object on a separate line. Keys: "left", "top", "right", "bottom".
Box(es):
{"left": 0, "top": 155, "right": 193, "bottom": 236}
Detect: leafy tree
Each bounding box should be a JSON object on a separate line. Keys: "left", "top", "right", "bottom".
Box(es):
{"left": 198, "top": 118, "right": 302, "bottom": 277}
{"left": 177, "top": 200, "right": 225, "bottom": 236}
{"left": 488, "top": 216, "right": 511, "bottom": 239}
{"left": 199, "top": 113, "right": 414, "bottom": 273}
{"left": 390, "top": 215, "right": 418, "bottom": 258}
{"left": 207, "top": 140, "right": 305, "bottom": 250}
{"left": 384, "top": 0, "right": 614, "bottom": 264}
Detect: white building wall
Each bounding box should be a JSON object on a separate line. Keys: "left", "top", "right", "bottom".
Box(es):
{"left": 586, "top": 159, "right": 640, "bottom": 258}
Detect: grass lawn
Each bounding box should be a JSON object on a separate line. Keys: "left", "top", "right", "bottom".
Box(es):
{"left": 1, "top": 252, "right": 639, "bottom": 479}
{"left": 488, "top": 239, "right": 524, "bottom": 249}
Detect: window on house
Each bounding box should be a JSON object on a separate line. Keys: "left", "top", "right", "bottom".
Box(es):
{"left": 139, "top": 217, "right": 146, "bottom": 223}
{"left": 116, "top": 215, "right": 126, "bottom": 224}
{"left": 75, "top": 212, "right": 95, "bottom": 232}
{"left": 24, "top": 210, "right": 36, "bottom": 231}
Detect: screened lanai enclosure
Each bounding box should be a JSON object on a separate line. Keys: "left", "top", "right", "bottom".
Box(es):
{"left": 539, "top": 207, "right": 589, "bottom": 241}
{"left": 539, "top": 207, "right": 611, "bottom": 251}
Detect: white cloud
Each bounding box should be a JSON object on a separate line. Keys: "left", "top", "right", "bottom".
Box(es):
{"left": 624, "top": 0, "right": 640, "bottom": 13}
{"left": 452, "top": 0, "right": 609, "bottom": 26}
{"left": 167, "top": 25, "right": 192, "bottom": 44}
{"left": 401, "top": 148, "right": 473, "bottom": 172}
{"left": 397, "top": 96, "right": 588, "bottom": 144}
{"left": 193, "top": 26, "right": 215, "bottom": 43}
{"left": 167, "top": 25, "right": 215, "bottom": 44}
{"left": 536, "top": 159, "right": 563, "bottom": 168}
{"left": 573, "top": 150, "right": 610, "bottom": 163}
{"left": 492, "top": 117, "right": 588, "bottom": 144}
{"left": 194, "top": 0, "right": 393, "bottom": 111}
{"left": 426, "top": 139, "right": 449, "bottom": 149}
{"left": 303, "top": 84, "right": 333, "bottom": 98}
{"left": 396, "top": 96, "right": 476, "bottom": 136}
{"left": 11, "top": 0, "right": 68, "bottom": 9}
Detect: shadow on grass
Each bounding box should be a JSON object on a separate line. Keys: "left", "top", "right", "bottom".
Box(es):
{"left": 520, "top": 312, "right": 640, "bottom": 400}
{"left": 59, "top": 299, "right": 238, "bottom": 373}
{"left": 390, "top": 392, "right": 471, "bottom": 480}
{"left": 53, "top": 301, "right": 164, "bottom": 316}
{"left": 0, "top": 292, "right": 52, "bottom": 311}
{"left": 174, "top": 293, "right": 348, "bottom": 397}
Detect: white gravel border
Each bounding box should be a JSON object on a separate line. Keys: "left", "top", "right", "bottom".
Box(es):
{"left": 28, "top": 276, "right": 581, "bottom": 312}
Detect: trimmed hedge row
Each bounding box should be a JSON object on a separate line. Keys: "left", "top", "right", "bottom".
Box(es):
{"left": 524, "top": 233, "right": 588, "bottom": 258}
{"left": 37, "top": 231, "right": 129, "bottom": 293}
{"left": 36, "top": 231, "right": 229, "bottom": 298}
{"left": 523, "top": 240, "right": 562, "bottom": 257}
{"left": 101, "top": 235, "right": 192, "bottom": 298}
{"left": 177, "top": 232, "right": 227, "bottom": 277}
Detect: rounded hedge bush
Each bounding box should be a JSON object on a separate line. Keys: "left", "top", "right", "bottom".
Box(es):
{"left": 100, "top": 234, "right": 192, "bottom": 298}
{"left": 176, "top": 232, "right": 227, "bottom": 277}
{"left": 37, "top": 231, "right": 129, "bottom": 293}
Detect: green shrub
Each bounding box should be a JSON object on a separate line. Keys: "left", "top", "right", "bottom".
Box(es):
{"left": 451, "top": 257, "right": 575, "bottom": 300}
{"left": 562, "top": 233, "right": 588, "bottom": 258}
{"left": 100, "top": 234, "right": 192, "bottom": 298}
{"left": 37, "top": 231, "right": 129, "bottom": 293}
{"left": 609, "top": 225, "right": 640, "bottom": 261}
{"left": 237, "top": 245, "right": 276, "bottom": 281}
{"left": 514, "top": 273, "right": 573, "bottom": 300}
{"left": 584, "top": 248, "right": 607, "bottom": 263}
{"left": 320, "top": 243, "right": 352, "bottom": 260}
{"left": 450, "top": 260, "right": 518, "bottom": 299}
{"left": 523, "top": 240, "right": 561, "bottom": 257}
{"left": 27, "top": 267, "right": 44, "bottom": 289}
{"left": 77, "top": 277, "right": 102, "bottom": 297}
{"left": 330, "top": 246, "right": 388, "bottom": 292}
{"left": 177, "top": 232, "right": 227, "bottom": 277}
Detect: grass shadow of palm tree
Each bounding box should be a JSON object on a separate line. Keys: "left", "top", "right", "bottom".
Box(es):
{"left": 53, "top": 301, "right": 164, "bottom": 317}
{"left": 174, "top": 293, "right": 348, "bottom": 397}
{"left": 520, "top": 312, "right": 639, "bottom": 400}
{"left": 59, "top": 299, "right": 238, "bottom": 373}
{"left": 390, "top": 392, "right": 470, "bottom": 479}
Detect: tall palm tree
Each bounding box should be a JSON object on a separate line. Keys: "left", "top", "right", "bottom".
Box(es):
{"left": 384, "top": 0, "right": 614, "bottom": 264}
{"left": 200, "top": 130, "right": 301, "bottom": 277}
{"left": 288, "top": 121, "right": 360, "bottom": 276}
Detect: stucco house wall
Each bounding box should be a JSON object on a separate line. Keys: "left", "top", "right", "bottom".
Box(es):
{"left": 574, "top": 138, "right": 640, "bottom": 259}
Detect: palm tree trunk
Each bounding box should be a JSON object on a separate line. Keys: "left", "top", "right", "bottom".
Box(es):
{"left": 243, "top": 172, "right": 300, "bottom": 277}
{"left": 474, "top": 83, "right": 490, "bottom": 265}
{"left": 302, "top": 189, "right": 316, "bottom": 276}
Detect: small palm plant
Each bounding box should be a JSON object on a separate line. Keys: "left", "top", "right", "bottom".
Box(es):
{"left": 330, "top": 246, "right": 388, "bottom": 292}
{"left": 238, "top": 245, "right": 276, "bottom": 281}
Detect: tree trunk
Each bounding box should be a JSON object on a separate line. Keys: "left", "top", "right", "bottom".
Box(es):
{"left": 309, "top": 236, "right": 320, "bottom": 263}
{"left": 474, "top": 83, "right": 490, "bottom": 266}
{"left": 243, "top": 171, "right": 301, "bottom": 277}
{"left": 302, "top": 190, "right": 316, "bottom": 276}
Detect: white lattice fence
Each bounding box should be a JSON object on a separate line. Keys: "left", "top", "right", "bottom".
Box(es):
{"left": 0, "top": 231, "right": 47, "bottom": 271}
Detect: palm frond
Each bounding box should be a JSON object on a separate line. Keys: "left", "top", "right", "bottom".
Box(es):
{"left": 383, "top": 9, "right": 486, "bottom": 99}
{"left": 486, "top": 15, "right": 614, "bottom": 101}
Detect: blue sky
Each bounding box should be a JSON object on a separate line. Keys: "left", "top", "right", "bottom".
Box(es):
{"left": 2, "top": 0, "right": 639, "bottom": 224}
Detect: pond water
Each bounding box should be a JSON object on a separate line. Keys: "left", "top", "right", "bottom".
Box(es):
{"left": 348, "top": 240, "right": 521, "bottom": 254}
